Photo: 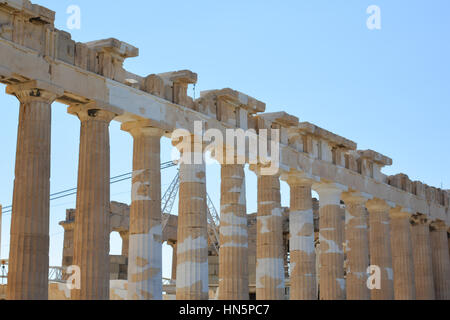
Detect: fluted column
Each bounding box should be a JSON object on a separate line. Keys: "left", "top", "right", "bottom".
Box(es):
{"left": 410, "top": 214, "right": 435, "bottom": 300}
{"left": 59, "top": 219, "right": 75, "bottom": 267}
{"left": 218, "top": 164, "right": 249, "bottom": 300}
{"left": 6, "top": 81, "right": 61, "bottom": 300}
{"left": 168, "top": 241, "right": 177, "bottom": 281}
{"left": 285, "top": 174, "right": 316, "bottom": 300}
{"left": 430, "top": 220, "right": 450, "bottom": 300}
{"left": 314, "top": 183, "right": 345, "bottom": 300}
{"left": 253, "top": 167, "right": 285, "bottom": 300}
{"left": 68, "top": 104, "right": 116, "bottom": 300}
{"left": 119, "top": 231, "right": 129, "bottom": 258}
{"left": 390, "top": 209, "right": 416, "bottom": 300}
{"left": 366, "top": 199, "right": 394, "bottom": 300}
{"left": 60, "top": 219, "right": 75, "bottom": 281}
{"left": 342, "top": 193, "right": 370, "bottom": 300}
{"left": 175, "top": 137, "right": 208, "bottom": 300}
{"left": 122, "top": 122, "right": 163, "bottom": 300}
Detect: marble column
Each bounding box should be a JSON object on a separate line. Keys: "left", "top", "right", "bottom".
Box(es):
{"left": 366, "top": 199, "right": 394, "bottom": 300}
{"left": 168, "top": 241, "right": 177, "bottom": 281}
{"left": 430, "top": 220, "right": 450, "bottom": 300}
{"left": 342, "top": 193, "right": 370, "bottom": 300}
{"left": 175, "top": 137, "right": 208, "bottom": 300}
{"left": 410, "top": 214, "right": 435, "bottom": 300}
{"left": 68, "top": 104, "right": 116, "bottom": 300}
{"left": 59, "top": 216, "right": 75, "bottom": 272}
{"left": 122, "top": 122, "right": 163, "bottom": 300}
{"left": 219, "top": 164, "right": 249, "bottom": 300}
{"left": 6, "top": 81, "right": 61, "bottom": 300}
{"left": 314, "top": 183, "right": 345, "bottom": 300}
{"left": 390, "top": 209, "right": 416, "bottom": 300}
{"left": 285, "top": 174, "right": 316, "bottom": 300}
{"left": 255, "top": 168, "right": 285, "bottom": 300}
{"left": 119, "top": 231, "right": 129, "bottom": 258}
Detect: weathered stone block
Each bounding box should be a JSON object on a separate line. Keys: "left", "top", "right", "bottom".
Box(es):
{"left": 74, "top": 42, "right": 88, "bottom": 70}
{"left": 56, "top": 30, "right": 75, "bottom": 65}
{"left": 413, "top": 181, "right": 426, "bottom": 199}
{"left": 144, "top": 74, "right": 164, "bottom": 98}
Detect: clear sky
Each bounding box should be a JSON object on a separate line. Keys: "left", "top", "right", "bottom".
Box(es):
{"left": 0, "top": 0, "right": 449, "bottom": 279}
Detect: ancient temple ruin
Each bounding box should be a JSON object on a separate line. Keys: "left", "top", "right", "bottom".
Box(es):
{"left": 0, "top": 0, "right": 448, "bottom": 300}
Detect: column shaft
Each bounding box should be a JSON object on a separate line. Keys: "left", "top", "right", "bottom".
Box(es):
{"left": 7, "top": 83, "right": 59, "bottom": 300}
{"left": 316, "top": 185, "right": 345, "bottom": 300}
{"left": 390, "top": 212, "right": 416, "bottom": 300}
{"left": 343, "top": 196, "right": 370, "bottom": 300}
{"left": 176, "top": 142, "right": 208, "bottom": 300}
{"left": 256, "top": 174, "right": 285, "bottom": 300}
{"left": 120, "top": 231, "right": 129, "bottom": 258}
{"left": 430, "top": 221, "right": 450, "bottom": 300}
{"left": 219, "top": 164, "right": 249, "bottom": 300}
{"left": 410, "top": 215, "right": 435, "bottom": 300}
{"left": 170, "top": 243, "right": 177, "bottom": 281}
{"left": 366, "top": 199, "right": 394, "bottom": 300}
{"left": 123, "top": 125, "right": 162, "bottom": 300}
{"left": 288, "top": 180, "right": 316, "bottom": 300}
{"left": 69, "top": 106, "right": 115, "bottom": 300}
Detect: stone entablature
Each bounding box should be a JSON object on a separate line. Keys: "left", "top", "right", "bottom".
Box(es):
{"left": 0, "top": 1, "right": 446, "bottom": 224}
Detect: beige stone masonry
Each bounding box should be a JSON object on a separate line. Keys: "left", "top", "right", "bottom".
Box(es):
{"left": 218, "top": 164, "right": 249, "bottom": 300}
{"left": 119, "top": 231, "right": 129, "bottom": 257}
{"left": 0, "top": 32, "right": 447, "bottom": 223}
{"left": 175, "top": 138, "right": 208, "bottom": 300}
{"left": 253, "top": 167, "right": 285, "bottom": 300}
{"left": 410, "top": 214, "right": 435, "bottom": 300}
{"left": 158, "top": 70, "right": 197, "bottom": 109}
{"left": 85, "top": 38, "right": 139, "bottom": 80}
{"left": 285, "top": 174, "right": 317, "bottom": 300}
{"left": 0, "top": 0, "right": 449, "bottom": 301}
{"left": 366, "top": 199, "right": 394, "bottom": 300}
{"left": 429, "top": 220, "right": 450, "bottom": 300}
{"left": 122, "top": 121, "right": 163, "bottom": 300}
{"left": 59, "top": 209, "right": 75, "bottom": 272}
{"left": 68, "top": 104, "right": 116, "bottom": 300}
{"left": 389, "top": 209, "right": 416, "bottom": 300}
{"left": 314, "top": 183, "right": 346, "bottom": 300}
{"left": 6, "top": 80, "right": 61, "bottom": 300}
{"left": 342, "top": 192, "right": 370, "bottom": 300}
{"left": 168, "top": 241, "right": 177, "bottom": 281}
{"left": 357, "top": 150, "right": 393, "bottom": 182}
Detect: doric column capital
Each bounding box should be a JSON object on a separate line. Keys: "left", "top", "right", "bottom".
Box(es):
{"left": 6, "top": 80, "right": 63, "bottom": 104}
{"left": 389, "top": 206, "right": 413, "bottom": 220}
{"left": 171, "top": 132, "right": 205, "bottom": 151}
{"left": 121, "top": 120, "right": 164, "bottom": 138}
{"left": 211, "top": 145, "right": 247, "bottom": 166}
{"left": 312, "top": 182, "right": 347, "bottom": 206}
{"left": 59, "top": 221, "right": 75, "bottom": 232}
{"left": 249, "top": 163, "right": 281, "bottom": 177}
{"left": 365, "top": 198, "right": 392, "bottom": 213}
{"left": 410, "top": 213, "right": 431, "bottom": 226}
{"left": 430, "top": 220, "right": 448, "bottom": 232}
{"left": 68, "top": 103, "right": 117, "bottom": 123}
{"left": 281, "top": 171, "right": 314, "bottom": 187}
{"left": 341, "top": 191, "right": 372, "bottom": 205}
{"left": 119, "top": 230, "right": 129, "bottom": 240}
{"left": 167, "top": 240, "right": 177, "bottom": 248}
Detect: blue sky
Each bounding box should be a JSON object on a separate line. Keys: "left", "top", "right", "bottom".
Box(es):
{"left": 0, "top": 1, "right": 449, "bottom": 279}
